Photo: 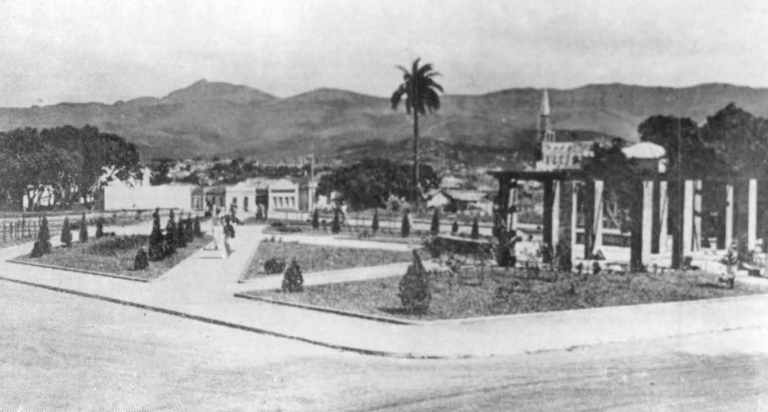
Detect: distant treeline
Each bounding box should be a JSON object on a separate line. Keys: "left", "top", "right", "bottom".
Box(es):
{"left": 0, "top": 125, "right": 139, "bottom": 210}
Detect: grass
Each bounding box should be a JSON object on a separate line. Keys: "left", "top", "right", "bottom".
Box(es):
{"left": 242, "top": 241, "right": 416, "bottom": 280}
{"left": 14, "top": 234, "right": 213, "bottom": 280}
{"left": 243, "top": 268, "right": 768, "bottom": 321}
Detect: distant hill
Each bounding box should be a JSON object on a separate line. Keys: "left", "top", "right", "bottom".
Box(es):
{"left": 1, "top": 80, "right": 767, "bottom": 165}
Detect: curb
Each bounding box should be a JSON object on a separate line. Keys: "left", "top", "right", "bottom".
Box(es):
{"left": 0, "top": 274, "right": 452, "bottom": 360}
{"left": 234, "top": 292, "right": 416, "bottom": 325}
{"left": 7, "top": 259, "right": 153, "bottom": 283}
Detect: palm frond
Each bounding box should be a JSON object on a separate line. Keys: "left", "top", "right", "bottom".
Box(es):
{"left": 423, "top": 88, "right": 441, "bottom": 113}
{"left": 416, "top": 63, "right": 434, "bottom": 77}
{"left": 390, "top": 84, "right": 407, "bottom": 110}
{"left": 411, "top": 58, "right": 421, "bottom": 78}
{"left": 424, "top": 77, "right": 444, "bottom": 93}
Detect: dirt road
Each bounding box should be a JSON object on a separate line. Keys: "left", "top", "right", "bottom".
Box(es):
{"left": 1, "top": 280, "right": 766, "bottom": 411}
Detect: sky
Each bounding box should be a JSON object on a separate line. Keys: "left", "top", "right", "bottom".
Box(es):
{"left": 2, "top": 0, "right": 768, "bottom": 107}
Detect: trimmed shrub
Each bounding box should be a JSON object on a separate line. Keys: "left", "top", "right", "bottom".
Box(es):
{"left": 133, "top": 247, "right": 149, "bottom": 270}
{"left": 398, "top": 250, "right": 431, "bottom": 313}
{"left": 148, "top": 209, "right": 165, "bottom": 261}
{"left": 311, "top": 209, "right": 320, "bottom": 230}
{"left": 471, "top": 217, "right": 479, "bottom": 239}
{"left": 264, "top": 257, "right": 287, "bottom": 274}
{"left": 430, "top": 209, "right": 440, "bottom": 235}
{"left": 176, "top": 217, "right": 187, "bottom": 249}
{"left": 164, "top": 210, "right": 177, "bottom": 256}
{"left": 78, "top": 213, "right": 88, "bottom": 243}
{"left": 401, "top": 212, "right": 411, "bottom": 238}
{"left": 331, "top": 209, "right": 341, "bottom": 234}
{"left": 281, "top": 259, "right": 304, "bottom": 293}
{"left": 35, "top": 216, "right": 52, "bottom": 255}
{"left": 95, "top": 217, "right": 104, "bottom": 238}
{"left": 451, "top": 221, "right": 459, "bottom": 235}
{"left": 60, "top": 216, "right": 72, "bottom": 247}
{"left": 194, "top": 216, "right": 202, "bottom": 237}
{"left": 372, "top": 209, "right": 379, "bottom": 233}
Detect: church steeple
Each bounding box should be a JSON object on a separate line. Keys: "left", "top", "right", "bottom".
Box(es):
{"left": 538, "top": 89, "right": 555, "bottom": 142}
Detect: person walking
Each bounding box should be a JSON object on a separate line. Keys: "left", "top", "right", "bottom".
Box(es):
{"left": 223, "top": 215, "right": 235, "bottom": 258}
{"left": 210, "top": 208, "right": 222, "bottom": 251}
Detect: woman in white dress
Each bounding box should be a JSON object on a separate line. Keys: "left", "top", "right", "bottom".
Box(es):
{"left": 211, "top": 208, "right": 221, "bottom": 251}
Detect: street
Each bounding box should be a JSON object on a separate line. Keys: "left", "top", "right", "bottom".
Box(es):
{"left": 1, "top": 280, "right": 767, "bottom": 411}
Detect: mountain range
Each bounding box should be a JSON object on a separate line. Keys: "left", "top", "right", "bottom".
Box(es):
{"left": 2, "top": 79, "right": 768, "bottom": 168}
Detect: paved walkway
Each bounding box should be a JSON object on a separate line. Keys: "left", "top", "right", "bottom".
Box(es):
{"left": 3, "top": 222, "right": 768, "bottom": 358}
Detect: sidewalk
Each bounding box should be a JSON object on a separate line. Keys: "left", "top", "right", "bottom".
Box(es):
{"left": 3, "top": 223, "right": 768, "bottom": 359}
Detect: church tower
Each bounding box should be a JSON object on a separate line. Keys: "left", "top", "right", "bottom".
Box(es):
{"left": 538, "top": 89, "right": 556, "bottom": 143}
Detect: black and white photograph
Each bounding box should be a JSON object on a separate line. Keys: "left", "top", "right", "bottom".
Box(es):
{"left": 1, "top": 0, "right": 768, "bottom": 410}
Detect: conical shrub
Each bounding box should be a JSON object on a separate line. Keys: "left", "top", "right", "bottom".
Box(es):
{"left": 372, "top": 209, "right": 379, "bottom": 233}
{"left": 164, "top": 210, "right": 176, "bottom": 256}
{"left": 193, "top": 216, "right": 202, "bottom": 237}
{"left": 430, "top": 209, "right": 440, "bottom": 235}
{"left": 331, "top": 209, "right": 341, "bottom": 234}
{"left": 451, "top": 221, "right": 459, "bottom": 235}
{"left": 398, "top": 250, "right": 431, "bottom": 313}
{"left": 60, "top": 216, "right": 72, "bottom": 247}
{"left": 95, "top": 217, "right": 104, "bottom": 238}
{"left": 78, "top": 213, "right": 88, "bottom": 243}
{"left": 311, "top": 209, "right": 320, "bottom": 230}
{"left": 148, "top": 209, "right": 164, "bottom": 261}
{"left": 471, "top": 217, "right": 479, "bottom": 239}
{"left": 400, "top": 212, "right": 411, "bottom": 238}
{"left": 281, "top": 259, "right": 304, "bottom": 293}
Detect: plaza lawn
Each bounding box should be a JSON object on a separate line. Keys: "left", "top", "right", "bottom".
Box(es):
{"left": 242, "top": 241, "right": 415, "bottom": 280}
{"left": 244, "top": 269, "right": 768, "bottom": 321}
{"left": 14, "top": 234, "right": 213, "bottom": 281}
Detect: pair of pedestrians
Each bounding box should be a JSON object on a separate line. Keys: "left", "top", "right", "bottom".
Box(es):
{"left": 210, "top": 209, "right": 235, "bottom": 259}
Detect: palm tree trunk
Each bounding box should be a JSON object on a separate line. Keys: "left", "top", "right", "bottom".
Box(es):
{"left": 413, "top": 111, "right": 420, "bottom": 209}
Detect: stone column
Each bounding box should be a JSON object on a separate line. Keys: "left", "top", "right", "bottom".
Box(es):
{"left": 659, "top": 180, "right": 669, "bottom": 254}
{"left": 543, "top": 179, "right": 554, "bottom": 250}
{"left": 571, "top": 181, "right": 579, "bottom": 260}
{"left": 508, "top": 181, "right": 519, "bottom": 232}
{"left": 552, "top": 180, "right": 561, "bottom": 249}
{"left": 683, "top": 180, "right": 694, "bottom": 254}
{"left": 642, "top": 180, "right": 654, "bottom": 265}
{"left": 693, "top": 180, "right": 703, "bottom": 251}
{"left": 725, "top": 183, "right": 734, "bottom": 248}
{"left": 593, "top": 180, "right": 604, "bottom": 253}
{"left": 749, "top": 178, "right": 758, "bottom": 250}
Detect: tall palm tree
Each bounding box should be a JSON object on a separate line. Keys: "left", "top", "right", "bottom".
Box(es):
{"left": 391, "top": 58, "right": 443, "bottom": 208}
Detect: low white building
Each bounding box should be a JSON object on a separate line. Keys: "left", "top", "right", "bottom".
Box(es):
{"left": 101, "top": 184, "right": 195, "bottom": 211}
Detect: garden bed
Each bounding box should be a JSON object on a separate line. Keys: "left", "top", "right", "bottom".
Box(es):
{"left": 241, "top": 241, "right": 417, "bottom": 280}
{"left": 241, "top": 268, "right": 768, "bottom": 321}
{"left": 12, "top": 234, "right": 213, "bottom": 281}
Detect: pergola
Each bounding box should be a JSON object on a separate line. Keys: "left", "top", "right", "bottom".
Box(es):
{"left": 489, "top": 169, "right": 763, "bottom": 270}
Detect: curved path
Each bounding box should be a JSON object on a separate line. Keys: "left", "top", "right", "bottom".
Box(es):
{"left": 2, "top": 222, "right": 768, "bottom": 358}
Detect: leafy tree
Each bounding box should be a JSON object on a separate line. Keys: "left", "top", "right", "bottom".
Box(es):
{"left": 391, "top": 58, "right": 444, "bottom": 206}
{"left": 317, "top": 158, "right": 439, "bottom": 210}
{"left": 311, "top": 208, "right": 320, "bottom": 230}
{"left": 60, "top": 217, "right": 72, "bottom": 247}
{"left": 148, "top": 209, "right": 165, "bottom": 261}
{"left": 372, "top": 209, "right": 379, "bottom": 233}
{"left": 471, "top": 217, "right": 480, "bottom": 239}
{"left": 699, "top": 103, "right": 768, "bottom": 178}
{"left": 398, "top": 250, "right": 431, "bottom": 314}
{"left": 281, "top": 259, "right": 304, "bottom": 293}
{"left": 430, "top": 209, "right": 440, "bottom": 235}
{"left": 401, "top": 212, "right": 411, "bottom": 238}
{"left": 79, "top": 213, "right": 88, "bottom": 243}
